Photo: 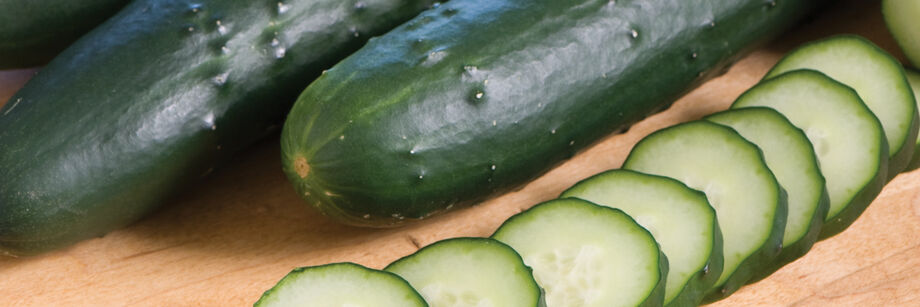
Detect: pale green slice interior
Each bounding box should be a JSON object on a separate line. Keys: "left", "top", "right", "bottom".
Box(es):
{"left": 623, "top": 121, "right": 781, "bottom": 289}
{"left": 765, "top": 35, "right": 916, "bottom": 169}
{"left": 255, "top": 262, "right": 427, "bottom": 307}
{"left": 707, "top": 108, "right": 825, "bottom": 248}
{"left": 385, "top": 238, "right": 541, "bottom": 307}
{"left": 493, "top": 198, "right": 662, "bottom": 307}
{"left": 883, "top": 0, "right": 920, "bottom": 67}
{"left": 733, "top": 70, "right": 883, "bottom": 221}
{"left": 561, "top": 170, "right": 717, "bottom": 305}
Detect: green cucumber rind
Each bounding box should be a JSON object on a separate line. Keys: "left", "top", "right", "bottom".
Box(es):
{"left": 384, "top": 237, "right": 546, "bottom": 307}
{"left": 280, "top": 0, "right": 831, "bottom": 227}
{"left": 732, "top": 69, "right": 888, "bottom": 239}
{"left": 704, "top": 107, "right": 829, "bottom": 281}
{"left": 763, "top": 34, "right": 918, "bottom": 179}
{"left": 0, "top": 0, "right": 439, "bottom": 256}
{"left": 560, "top": 169, "right": 722, "bottom": 307}
{"left": 491, "top": 198, "right": 666, "bottom": 307}
{"left": 254, "top": 262, "right": 428, "bottom": 307}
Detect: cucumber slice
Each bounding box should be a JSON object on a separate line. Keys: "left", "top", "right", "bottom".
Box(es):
{"left": 764, "top": 35, "right": 919, "bottom": 177}
{"left": 733, "top": 70, "right": 887, "bottom": 239}
{"left": 622, "top": 121, "right": 786, "bottom": 302}
{"left": 904, "top": 69, "right": 920, "bottom": 170}
{"left": 385, "top": 238, "right": 544, "bottom": 307}
{"left": 706, "top": 107, "right": 829, "bottom": 279}
{"left": 883, "top": 0, "right": 920, "bottom": 67}
{"left": 560, "top": 170, "right": 721, "bottom": 307}
{"left": 492, "top": 198, "right": 666, "bottom": 307}
{"left": 255, "top": 262, "right": 428, "bottom": 307}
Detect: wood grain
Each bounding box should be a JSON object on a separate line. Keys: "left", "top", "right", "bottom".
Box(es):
{"left": 1, "top": 1, "right": 917, "bottom": 306}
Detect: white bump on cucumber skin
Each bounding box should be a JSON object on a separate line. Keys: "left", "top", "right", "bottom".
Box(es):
{"left": 562, "top": 170, "right": 721, "bottom": 306}
{"left": 493, "top": 199, "right": 665, "bottom": 307}
{"left": 254, "top": 263, "right": 427, "bottom": 307}
{"left": 622, "top": 121, "right": 783, "bottom": 296}
{"left": 765, "top": 35, "right": 918, "bottom": 175}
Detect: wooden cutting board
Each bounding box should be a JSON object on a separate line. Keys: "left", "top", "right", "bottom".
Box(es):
{"left": 3, "top": 1, "right": 920, "bottom": 306}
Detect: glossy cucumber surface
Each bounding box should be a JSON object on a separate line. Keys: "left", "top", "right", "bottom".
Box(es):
{"left": 0, "top": 0, "right": 130, "bottom": 68}
{"left": 281, "top": 0, "right": 829, "bottom": 226}
{"left": 0, "top": 0, "right": 437, "bottom": 256}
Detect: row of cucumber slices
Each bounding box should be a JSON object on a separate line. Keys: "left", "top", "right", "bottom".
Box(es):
{"left": 254, "top": 34, "right": 920, "bottom": 307}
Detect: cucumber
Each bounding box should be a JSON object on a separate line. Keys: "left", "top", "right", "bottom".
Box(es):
{"left": 0, "top": 0, "right": 130, "bottom": 68}
{"left": 255, "top": 262, "right": 428, "bottom": 307}
{"left": 764, "top": 35, "right": 919, "bottom": 178}
{"left": 883, "top": 0, "right": 920, "bottom": 67}
{"left": 904, "top": 69, "right": 920, "bottom": 170}
{"left": 705, "top": 107, "right": 829, "bottom": 279}
{"left": 732, "top": 70, "right": 887, "bottom": 239}
{"left": 280, "top": 0, "right": 830, "bottom": 226}
{"left": 384, "top": 238, "right": 545, "bottom": 307}
{"left": 0, "top": 0, "right": 438, "bottom": 256}
{"left": 560, "top": 170, "right": 721, "bottom": 307}
{"left": 492, "top": 198, "right": 666, "bottom": 307}
{"left": 622, "top": 121, "right": 786, "bottom": 302}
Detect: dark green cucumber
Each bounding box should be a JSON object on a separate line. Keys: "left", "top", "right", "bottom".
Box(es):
{"left": 281, "top": 0, "right": 829, "bottom": 226}
{"left": 0, "top": 0, "right": 438, "bottom": 256}
{"left": 255, "top": 262, "right": 428, "bottom": 307}
{"left": 0, "top": 0, "right": 130, "bottom": 68}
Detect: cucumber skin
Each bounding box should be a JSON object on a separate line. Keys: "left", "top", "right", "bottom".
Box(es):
{"left": 281, "top": 0, "right": 830, "bottom": 226}
{"left": 0, "top": 0, "right": 437, "bottom": 256}
{"left": 560, "top": 170, "right": 723, "bottom": 307}
{"left": 732, "top": 70, "right": 889, "bottom": 240}
{"left": 492, "top": 198, "right": 667, "bottom": 307}
{"left": 705, "top": 108, "right": 830, "bottom": 282}
{"left": 0, "top": 0, "right": 130, "bottom": 68}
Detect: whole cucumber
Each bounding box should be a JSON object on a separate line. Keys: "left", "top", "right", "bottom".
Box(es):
{"left": 0, "top": 0, "right": 437, "bottom": 256}
{"left": 0, "top": 0, "right": 130, "bottom": 68}
{"left": 281, "top": 0, "right": 829, "bottom": 226}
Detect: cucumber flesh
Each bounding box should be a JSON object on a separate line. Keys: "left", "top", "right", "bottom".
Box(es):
{"left": 492, "top": 198, "right": 666, "bottom": 307}
{"left": 561, "top": 170, "right": 720, "bottom": 307}
{"left": 733, "top": 70, "right": 887, "bottom": 239}
{"left": 255, "top": 262, "right": 428, "bottom": 307}
{"left": 883, "top": 0, "right": 920, "bottom": 67}
{"left": 706, "top": 107, "right": 829, "bottom": 278}
{"left": 903, "top": 69, "right": 920, "bottom": 170}
{"left": 385, "top": 238, "right": 545, "bottom": 307}
{"left": 622, "top": 121, "right": 786, "bottom": 302}
{"left": 764, "top": 35, "right": 919, "bottom": 177}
